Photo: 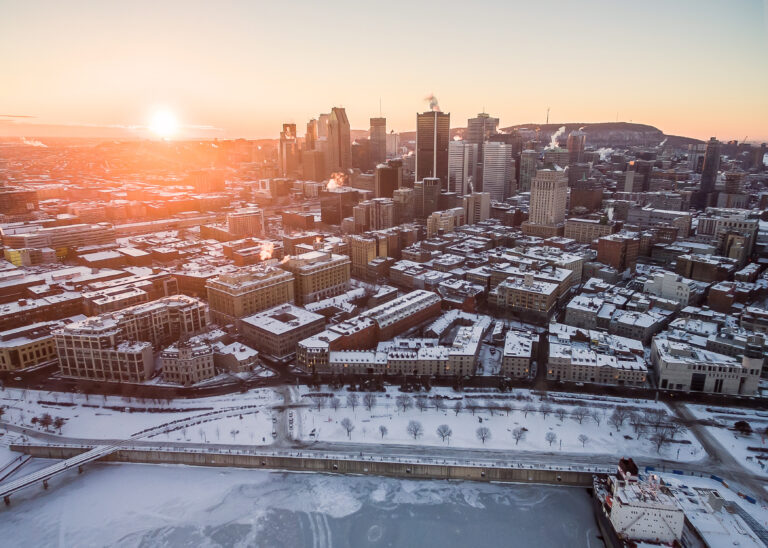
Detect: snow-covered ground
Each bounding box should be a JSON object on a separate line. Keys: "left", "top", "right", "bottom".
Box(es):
{"left": 297, "top": 387, "right": 704, "bottom": 461}
{"left": 0, "top": 387, "right": 279, "bottom": 441}
{"left": 687, "top": 404, "right": 768, "bottom": 477}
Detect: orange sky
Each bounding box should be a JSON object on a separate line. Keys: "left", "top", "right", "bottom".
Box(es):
{"left": 2, "top": 1, "right": 767, "bottom": 142}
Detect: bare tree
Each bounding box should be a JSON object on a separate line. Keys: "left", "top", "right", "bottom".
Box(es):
{"left": 650, "top": 430, "right": 672, "bottom": 453}
{"left": 545, "top": 431, "right": 557, "bottom": 447}
{"left": 512, "top": 427, "right": 526, "bottom": 445}
{"left": 39, "top": 413, "right": 53, "bottom": 431}
{"left": 230, "top": 429, "right": 238, "bottom": 442}
{"left": 437, "top": 424, "right": 453, "bottom": 442}
{"left": 522, "top": 403, "right": 536, "bottom": 418}
{"left": 539, "top": 403, "right": 553, "bottom": 419}
{"left": 572, "top": 405, "right": 589, "bottom": 424}
{"left": 466, "top": 402, "right": 479, "bottom": 415}
{"left": 347, "top": 393, "right": 359, "bottom": 411}
{"left": 434, "top": 398, "right": 446, "bottom": 412}
{"left": 666, "top": 421, "right": 684, "bottom": 440}
{"left": 379, "top": 425, "right": 388, "bottom": 439}
{"left": 329, "top": 397, "right": 341, "bottom": 412}
{"left": 415, "top": 395, "right": 429, "bottom": 413}
{"left": 476, "top": 426, "right": 491, "bottom": 444}
{"left": 629, "top": 412, "right": 644, "bottom": 434}
{"left": 363, "top": 393, "right": 377, "bottom": 412}
{"left": 486, "top": 399, "right": 498, "bottom": 416}
{"left": 396, "top": 394, "right": 413, "bottom": 412}
{"left": 499, "top": 403, "right": 512, "bottom": 416}
{"left": 53, "top": 416, "right": 65, "bottom": 434}
{"left": 578, "top": 434, "right": 589, "bottom": 448}
{"left": 590, "top": 409, "right": 602, "bottom": 426}
{"left": 608, "top": 407, "right": 631, "bottom": 431}
{"left": 644, "top": 409, "right": 667, "bottom": 432}
{"left": 554, "top": 407, "right": 567, "bottom": 422}
{"left": 340, "top": 417, "right": 355, "bottom": 439}
{"left": 453, "top": 401, "right": 464, "bottom": 416}
{"left": 312, "top": 396, "right": 327, "bottom": 411}
{"left": 407, "top": 420, "right": 424, "bottom": 440}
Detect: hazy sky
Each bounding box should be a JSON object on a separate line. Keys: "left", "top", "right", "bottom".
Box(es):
{"left": 2, "top": 0, "right": 767, "bottom": 140}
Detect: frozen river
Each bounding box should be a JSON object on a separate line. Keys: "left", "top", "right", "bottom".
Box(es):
{"left": 1, "top": 461, "right": 604, "bottom": 547}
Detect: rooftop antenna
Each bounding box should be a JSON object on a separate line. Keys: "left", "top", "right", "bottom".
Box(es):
{"left": 546, "top": 107, "right": 550, "bottom": 125}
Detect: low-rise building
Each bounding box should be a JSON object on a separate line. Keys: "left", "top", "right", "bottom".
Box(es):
{"left": 160, "top": 339, "right": 216, "bottom": 386}
{"left": 643, "top": 271, "right": 707, "bottom": 306}
{"left": 282, "top": 250, "right": 351, "bottom": 305}
{"left": 651, "top": 334, "right": 761, "bottom": 394}
{"left": 501, "top": 330, "right": 535, "bottom": 378}
{"left": 0, "top": 321, "right": 60, "bottom": 372}
{"left": 206, "top": 264, "right": 295, "bottom": 325}
{"left": 547, "top": 323, "right": 647, "bottom": 386}
{"left": 240, "top": 304, "right": 325, "bottom": 360}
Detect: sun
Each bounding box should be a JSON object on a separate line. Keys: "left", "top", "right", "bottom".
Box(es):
{"left": 149, "top": 109, "right": 178, "bottom": 139}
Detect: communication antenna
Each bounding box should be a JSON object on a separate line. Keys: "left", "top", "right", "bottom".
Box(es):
{"left": 546, "top": 107, "right": 550, "bottom": 125}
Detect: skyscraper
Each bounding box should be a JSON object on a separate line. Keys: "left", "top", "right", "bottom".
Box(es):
{"left": 279, "top": 123, "right": 299, "bottom": 177}
{"left": 448, "top": 141, "right": 478, "bottom": 195}
{"left": 522, "top": 169, "right": 568, "bottom": 237}
{"left": 305, "top": 119, "right": 318, "bottom": 151}
{"left": 414, "top": 177, "right": 441, "bottom": 218}
{"left": 416, "top": 111, "right": 450, "bottom": 189}
{"left": 465, "top": 113, "right": 499, "bottom": 191}
{"left": 481, "top": 142, "right": 512, "bottom": 202}
{"left": 693, "top": 137, "right": 721, "bottom": 209}
{"left": 566, "top": 129, "right": 586, "bottom": 165}
{"left": 327, "top": 107, "right": 351, "bottom": 173}
{"left": 375, "top": 159, "right": 402, "bottom": 198}
{"left": 369, "top": 117, "right": 387, "bottom": 166}
{"left": 519, "top": 150, "right": 539, "bottom": 192}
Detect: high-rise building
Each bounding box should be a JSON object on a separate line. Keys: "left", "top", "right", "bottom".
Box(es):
{"left": 521, "top": 169, "right": 568, "bottom": 237}
{"left": 279, "top": 123, "right": 300, "bottom": 177}
{"left": 448, "top": 141, "right": 478, "bottom": 195}
{"left": 462, "top": 192, "right": 491, "bottom": 224}
{"left": 465, "top": 113, "right": 499, "bottom": 191}
{"left": 393, "top": 188, "right": 414, "bottom": 224}
{"left": 481, "top": 142, "right": 513, "bottom": 202}
{"left": 519, "top": 150, "right": 539, "bottom": 192}
{"left": 414, "top": 177, "right": 441, "bottom": 218}
{"left": 692, "top": 137, "right": 721, "bottom": 210}
{"left": 370, "top": 198, "right": 395, "bottom": 230}
{"left": 386, "top": 131, "right": 400, "bottom": 158}
{"left": 227, "top": 207, "right": 264, "bottom": 236}
{"left": 305, "top": 119, "right": 318, "bottom": 151}
{"left": 375, "top": 159, "right": 402, "bottom": 198}
{"left": 282, "top": 250, "right": 351, "bottom": 305}
{"left": 369, "top": 117, "right": 387, "bottom": 166}
{"left": 416, "top": 111, "right": 450, "bottom": 189}
{"left": 566, "top": 129, "right": 587, "bottom": 165}
{"left": 327, "top": 107, "right": 351, "bottom": 173}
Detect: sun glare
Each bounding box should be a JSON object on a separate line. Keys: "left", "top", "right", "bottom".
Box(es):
{"left": 149, "top": 109, "right": 178, "bottom": 139}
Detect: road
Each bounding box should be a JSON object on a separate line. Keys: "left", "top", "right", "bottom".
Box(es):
{"left": 672, "top": 402, "right": 768, "bottom": 502}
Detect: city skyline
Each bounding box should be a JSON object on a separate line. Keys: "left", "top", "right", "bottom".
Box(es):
{"left": 2, "top": 0, "right": 767, "bottom": 141}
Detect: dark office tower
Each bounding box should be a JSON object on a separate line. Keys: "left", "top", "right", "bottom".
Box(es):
{"left": 375, "top": 159, "right": 402, "bottom": 198}
{"left": 416, "top": 111, "right": 450, "bottom": 190}
{"left": 566, "top": 129, "right": 586, "bottom": 165}
{"left": 693, "top": 137, "right": 721, "bottom": 209}
{"left": 305, "top": 119, "right": 318, "bottom": 151}
{"left": 414, "top": 177, "right": 441, "bottom": 218}
{"left": 279, "top": 123, "right": 299, "bottom": 177}
{"left": 369, "top": 117, "right": 387, "bottom": 166}
{"left": 465, "top": 113, "right": 499, "bottom": 192}
{"left": 328, "top": 107, "right": 351, "bottom": 173}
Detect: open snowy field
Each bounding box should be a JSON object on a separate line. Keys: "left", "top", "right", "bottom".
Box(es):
{"left": 0, "top": 387, "right": 279, "bottom": 441}
{"left": 296, "top": 387, "right": 704, "bottom": 462}
{"left": 686, "top": 404, "right": 768, "bottom": 477}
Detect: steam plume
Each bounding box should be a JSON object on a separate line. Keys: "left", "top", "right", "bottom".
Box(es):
{"left": 259, "top": 241, "right": 275, "bottom": 261}
{"left": 20, "top": 137, "right": 47, "bottom": 147}
{"left": 546, "top": 126, "right": 566, "bottom": 150}
{"left": 425, "top": 94, "right": 441, "bottom": 112}
{"left": 326, "top": 171, "right": 347, "bottom": 191}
